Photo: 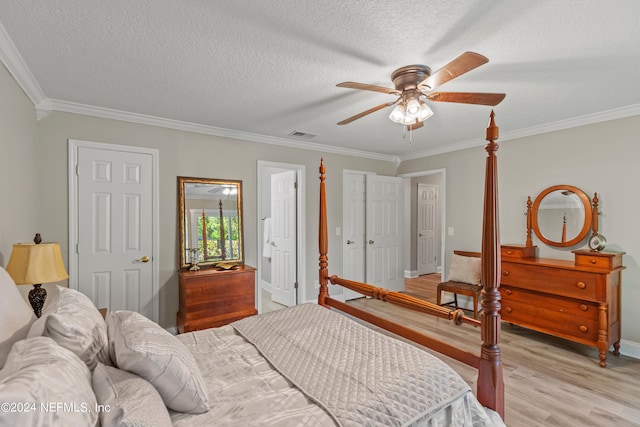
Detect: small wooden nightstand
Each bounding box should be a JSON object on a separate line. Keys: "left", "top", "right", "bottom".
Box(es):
{"left": 177, "top": 265, "right": 257, "bottom": 333}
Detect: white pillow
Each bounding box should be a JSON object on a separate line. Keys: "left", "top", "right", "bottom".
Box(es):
{"left": 0, "top": 336, "right": 98, "bottom": 426}
{"left": 107, "top": 310, "right": 209, "bottom": 414}
{"left": 92, "top": 363, "right": 172, "bottom": 427}
{"left": 0, "top": 267, "right": 36, "bottom": 368}
{"left": 447, "top": 253, "right": 482, "bottom": 285}
{"left": 27, "top": 285, "right": 111, "bottom": 370}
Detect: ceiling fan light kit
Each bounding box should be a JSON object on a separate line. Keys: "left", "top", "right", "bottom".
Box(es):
{"left": 337, "top": 52, "right": 506, "bottom": 131}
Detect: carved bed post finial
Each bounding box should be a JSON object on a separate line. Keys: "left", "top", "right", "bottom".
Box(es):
{"left": 318, "top": 159, "right": 329, "bottom": 307}
{"left": 478, "top": 110, "right": 505, "bottom": 418}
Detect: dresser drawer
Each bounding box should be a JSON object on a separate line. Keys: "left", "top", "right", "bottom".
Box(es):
{"left": 500, "top": 286, "right": 598, "bottom": 321}
{"left": 574, "top": 251, "right": 623, "bottom": 270}
{"left": 501, "top": 288, "right": 598, "bottom": 344}
{"left": 501, "top": 262, "right": 598, "bottom": 301}
{"left": 501, "top": 245, "right": 537, "bottom": 260}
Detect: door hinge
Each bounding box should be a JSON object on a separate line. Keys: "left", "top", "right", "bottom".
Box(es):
{"left": 294, "top": 281, "right": 298, "bottom": 289}
{"left": 294, "top": 182, "right": 298, "bottom": 189}
{"left": 76, "top": 243, "right": 79, "bottom": 254}
{"left": 75, "top": 164, "right": 79, "bottom": 175}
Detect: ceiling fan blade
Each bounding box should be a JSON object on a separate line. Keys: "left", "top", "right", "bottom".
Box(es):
{"left": 427, "top": 92, "right": 506, "bottom": 106}
{"left": 406, "top": 121, "right": 424, "bottom": 131}
{"left": 337, "top": 100, "right": 398, "bottom": 125}
{"left": 337, "top": 82, "right": 401, "bottom": 95}
{"left": 418, "top": 52, "right": 489, "bottom": 91}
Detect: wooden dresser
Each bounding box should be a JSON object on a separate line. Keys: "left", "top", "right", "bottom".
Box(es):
{"left": 177, "top": 265, "right": 257, "bottom": 333}
{"left": 500, "top": 245, "right": 624, "bottom": 367}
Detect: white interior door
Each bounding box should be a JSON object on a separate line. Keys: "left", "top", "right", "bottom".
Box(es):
{"left": 343, "top": 172, "right": 367, "bottom": 300}
{"left": 73, "top": 143, "right": 157, "bottom": 321}
{"left": 270, "top": 170, "right": 297, "bottom": 306}
{"left": 417, "top": 183, "right": 437, "bottom": 275}
{"left": 366, "top": 175, "right": 404, "bottom": 292}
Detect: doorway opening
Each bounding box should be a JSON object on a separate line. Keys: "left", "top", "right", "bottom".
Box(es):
{"left": 400, "top": 169, "right": 446, "bottom": 279}
{"left": 256, "top": 161, "right": 305, "bottom": 314}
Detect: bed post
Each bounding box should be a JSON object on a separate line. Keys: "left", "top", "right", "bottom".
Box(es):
{"left": 477, "top": 111, "right": 505, "bottom": 418}
{"left": 318, "top": 159, "right": 329, "bottom": 307}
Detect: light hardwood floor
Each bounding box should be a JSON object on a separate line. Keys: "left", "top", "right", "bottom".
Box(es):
{"left": 348, "top": 274, "right": 640, "bottom": 427}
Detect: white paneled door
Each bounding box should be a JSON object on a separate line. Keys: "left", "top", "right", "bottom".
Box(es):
{"left": 71, "top": 141, "right": 158, "bottom": 322}
{"left": 417, "top": 183, "right": 437, "bottom": 275}
{"left": 270, "top": 170, "right": 297, "bottom": 307}
{"left": 366, "top": 175, "right": 404, "bottom": 292}
{"left": 342, "top": 172, "right": 367, "bottom": 301}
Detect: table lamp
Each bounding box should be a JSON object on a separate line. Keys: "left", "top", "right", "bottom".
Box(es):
{"left": 6, "top": 234, "right": 69, "bottom": 317}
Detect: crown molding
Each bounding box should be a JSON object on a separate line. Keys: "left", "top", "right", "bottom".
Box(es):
{"left": 46, "top": 99, "right": 398, "bottom": 163}
{"left": 0, "top": 21, "right": 47, "bottom": 108}
{"left": 398, "top": 104, "right": 640, "bottom": 162}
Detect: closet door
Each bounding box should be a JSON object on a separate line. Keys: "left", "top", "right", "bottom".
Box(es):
{"left": 343, "top": 172, "right": 367, "bottom": 301}
{"left": 365, "top": 175, "right": 404, "bottom": 292}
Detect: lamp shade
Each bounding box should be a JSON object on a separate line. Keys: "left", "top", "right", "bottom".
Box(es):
{"left": 6, "top": 243, "right": 69, "bottom": 285}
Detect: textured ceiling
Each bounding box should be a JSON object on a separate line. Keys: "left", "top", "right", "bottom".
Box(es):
{"left": 1, "top": 0, "right": 639, "bottom": 161}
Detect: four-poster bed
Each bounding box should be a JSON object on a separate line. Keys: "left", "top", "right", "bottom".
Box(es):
{"left": 317, "top": 111, "right": 505, "bottom": 418}
{"left": 1, "top": 113, "right": 505, "bottom": 426}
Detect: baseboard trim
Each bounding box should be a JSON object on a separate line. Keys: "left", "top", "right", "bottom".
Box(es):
{"left": 404, "top": 270, "right": 418, "bottom": 278}
{"left": 620, "top": 339, "right": 640, "bottom": 360}
{"left": 261, "top": 279, "right": 272, "bottom": 293}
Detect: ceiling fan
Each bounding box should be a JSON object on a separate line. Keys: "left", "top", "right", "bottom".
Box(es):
{"left": 336, "top": 51, "right": 505, "bottom": 131}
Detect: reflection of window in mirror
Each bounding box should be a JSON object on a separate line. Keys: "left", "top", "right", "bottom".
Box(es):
{"left": 178, "top": 177, "right": 244, "bottom": 269}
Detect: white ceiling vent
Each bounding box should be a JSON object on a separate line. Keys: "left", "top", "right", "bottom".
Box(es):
{"left": 289, "top": 130, "right": 317, "bottom": 139}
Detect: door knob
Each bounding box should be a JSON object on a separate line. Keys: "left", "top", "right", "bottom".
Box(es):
{"left": 346, "top": 240, "right": 354, "bottom": 244}
{"left": 368, "top": 240, "right": 374, "bottom": 244}
{"left": 135, "top": 256, "right": 150, "bottom": 263}
{"left": 419, "top": 233, "right": 423, "bottom": 237}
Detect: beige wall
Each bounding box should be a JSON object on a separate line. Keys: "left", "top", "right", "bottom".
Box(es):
{"left": 0, "top": 64, "right": 64, "bottom": 301}
{"left": 3, "top": 61, "right": 639, "bottom": 350}
{"left": 35, "top": 111, "right": 396, "bottom": 328}
{"left": 398, "top": 115, "right": 640, "bottom": 345}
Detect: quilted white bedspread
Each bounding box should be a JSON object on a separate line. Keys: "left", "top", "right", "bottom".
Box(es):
{"left": 172, "top": 303, "right": 504, "bottom": 427}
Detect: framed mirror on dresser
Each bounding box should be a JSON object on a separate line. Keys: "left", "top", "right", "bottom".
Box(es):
{"left": 501, "top": 185, "right": 624, "bottom": 367}
{"left": 176, "top": 176, "right": 256, "bottom": 333}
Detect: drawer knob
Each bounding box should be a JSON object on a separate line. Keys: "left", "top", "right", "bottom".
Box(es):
{"left": 506, "top": 250, "right": 513, "bottom": 255}
{"left": 576, "top": 281, "right": 587, "bottom": 289}
{"left": 504, "top": 289, "right": 512, "bottom": 295}
{"left": 505, "top": 307, "right": 512, "bottom": 313}
{"left": 579, "top": 325, "right": 588, "bottom": 333}
{"left": 589, "top": 259, "right": 597, "bottom": 264}
{"left": 579, "top": 304, "right": 588, "bottom": 311}
{"left": 503, "top": 271, "right": 510, "bottom": 277}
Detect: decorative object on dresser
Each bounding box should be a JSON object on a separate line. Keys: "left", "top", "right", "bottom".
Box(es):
{"left": 6, "top": 234, "right": 69, "bottom": 317}
{"left": 504, "top": 186, "right": 624, "bottom": 367}
{"left": 177, "top": 265, "right": 257, "bottom": 333}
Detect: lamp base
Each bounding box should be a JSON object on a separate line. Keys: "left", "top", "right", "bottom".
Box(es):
{"left": 29, "top": 284, "right": 47, "bottom": 318}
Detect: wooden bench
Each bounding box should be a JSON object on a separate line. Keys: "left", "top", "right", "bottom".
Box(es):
{"left": 436, "top": 250, "right": 482, "bottom": 319}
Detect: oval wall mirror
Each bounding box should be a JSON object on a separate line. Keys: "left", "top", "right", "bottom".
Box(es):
{"left": 178, "top": 176, "right": 244, "bottom": 269}
{"left": 531, "top": 185, "right": 592, "bottom": 247}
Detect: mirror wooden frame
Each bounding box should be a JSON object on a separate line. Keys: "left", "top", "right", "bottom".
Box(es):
{"left": 178, "top": 176, "right": 244, "bottom": 269}
{"left": 530, "top": 184, "right": 592, "bottom": 247}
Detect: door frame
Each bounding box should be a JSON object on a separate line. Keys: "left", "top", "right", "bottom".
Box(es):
{"left": 256, "top": 161, "right": 305, "bottom": 313}
{"left": 68, "top": 140, "right": 160, "bottom": 322}
{"left": 399, "top": 168, "right": 446, "bottom": 277}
